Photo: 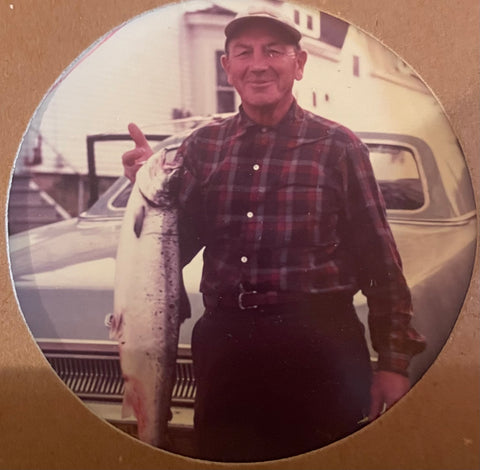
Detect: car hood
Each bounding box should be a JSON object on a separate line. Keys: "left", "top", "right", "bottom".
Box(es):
{"left": 9, "top": 214, "right": 476, "bottom": 292}
{"left": 388, "top": 219, "right": 476, "bottom": 287}
{"left": 8, "top": 217, "right": 121, "bottom": 289}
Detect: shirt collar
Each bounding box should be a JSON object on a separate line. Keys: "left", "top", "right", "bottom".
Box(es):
{"left": 237, "top": 99, "right": 304, "bottom": 131}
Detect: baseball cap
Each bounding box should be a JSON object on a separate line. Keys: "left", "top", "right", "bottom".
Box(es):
{"left": 225, "top": 5, "right": 302, "bottom": 45}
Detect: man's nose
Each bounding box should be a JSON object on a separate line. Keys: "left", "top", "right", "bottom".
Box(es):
{"left": 249, "top": 50, "right": 269, "bottom": 71}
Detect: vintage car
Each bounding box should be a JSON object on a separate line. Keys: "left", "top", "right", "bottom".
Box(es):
{"left": 7, "top": 110, "right": 477, "bottom": 455}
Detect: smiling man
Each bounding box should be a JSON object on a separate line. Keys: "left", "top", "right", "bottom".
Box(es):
{"left": 220, "top": 17, "right": 307, "bottom": 125}
{"left": 123, "top": 6, "right": 425, "bottom": 463}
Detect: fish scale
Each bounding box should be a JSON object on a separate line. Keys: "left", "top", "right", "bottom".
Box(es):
{"left": 109, "top": 149, "right": 181, "bottom": 448}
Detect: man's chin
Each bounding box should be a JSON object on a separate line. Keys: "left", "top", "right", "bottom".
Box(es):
{"left": 243, "top": 96, "right": 278, "bottom": 109}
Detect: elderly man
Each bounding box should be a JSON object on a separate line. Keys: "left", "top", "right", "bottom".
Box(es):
{"left": 123, "top": 8, "right": 425, "bottom": 462}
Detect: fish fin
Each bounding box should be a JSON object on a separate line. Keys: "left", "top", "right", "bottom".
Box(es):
{"left": 106, "top": 312, "right": 123, "bottom": 340}
{"left": 121, "top": 399, "right": 134, "bottom": 419}
{"left": 121, "top": 385, "right": 134, "bottom": 419}
{"left": 133, "top": 205, "right": 146, "bottom": 238}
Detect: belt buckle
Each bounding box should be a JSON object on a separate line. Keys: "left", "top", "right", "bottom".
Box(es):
{"left": 238, "top": 290, "right": 258, "bottom": 310}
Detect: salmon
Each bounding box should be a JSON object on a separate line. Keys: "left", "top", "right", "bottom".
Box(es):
{"left": 108, "top": 149, "right": 182, "bottom": 448}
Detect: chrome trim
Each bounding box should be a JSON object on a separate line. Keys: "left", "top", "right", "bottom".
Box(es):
{"left": 39, "top": 339, "right": 195, "bottom": 406}
{"left": 36, "top": 338, "right": 192, "bottom": 357}
{"left": 37, "top": 338, "right": 118, "bottom": 354}
{"left": 77, "top": 215, "right": 123, "bottom": 225}
{"left": 388, "top": 210, "right": 477, "bottom": 227}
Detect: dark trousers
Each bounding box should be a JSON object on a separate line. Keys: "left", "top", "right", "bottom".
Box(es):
{"left": 191, "top": 296, "right": 372, "bottom": 462}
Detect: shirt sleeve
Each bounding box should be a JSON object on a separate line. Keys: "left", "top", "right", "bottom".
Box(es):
{"left": 342, "top": 137, "right": 426, "bottom": 376}
{"left": 175, "top": 135, "right": 206, "bottom": 267}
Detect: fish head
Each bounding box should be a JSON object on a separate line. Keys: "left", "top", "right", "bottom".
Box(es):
{"left": 136, "top": 148, "right": 183, "bottom": 207}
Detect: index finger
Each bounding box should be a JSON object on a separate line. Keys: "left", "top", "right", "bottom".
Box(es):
{"left": 128, "top": 122, "right": 149, "bottom": 148}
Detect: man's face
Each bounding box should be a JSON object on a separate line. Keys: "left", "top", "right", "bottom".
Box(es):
{"left": 221, "top": 23, "right": 307, "bottom": 113}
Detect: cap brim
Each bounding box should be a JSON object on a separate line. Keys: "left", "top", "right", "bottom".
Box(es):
{"left": 225, "top": 16, "right": 301, "bottom": 44}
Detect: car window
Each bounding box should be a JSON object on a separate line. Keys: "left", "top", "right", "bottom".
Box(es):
{"left": 109, "top": 144, "right": 425, "bottom": 212}
{"left": 368, "top": 144, "right": 424, "bottom": 210}
{"left": 111, "top": 183, "right": 133, "bottom": 208}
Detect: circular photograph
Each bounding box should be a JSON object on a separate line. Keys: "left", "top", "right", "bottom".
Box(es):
{"left": 6, "top": 0, "right": 477, "bottom": 463}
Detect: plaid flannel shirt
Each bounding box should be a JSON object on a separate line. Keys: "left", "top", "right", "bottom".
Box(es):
{"left": 175, "top": 101, "right": 425, "bottom": 375}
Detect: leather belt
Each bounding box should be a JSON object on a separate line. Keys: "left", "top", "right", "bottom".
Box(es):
{"left": 203, "top": 289, "right": 348, "bottom": 312}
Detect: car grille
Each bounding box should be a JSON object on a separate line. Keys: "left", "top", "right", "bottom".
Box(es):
{"left": 39, "top": 340, "right": 196, "bottom": 406}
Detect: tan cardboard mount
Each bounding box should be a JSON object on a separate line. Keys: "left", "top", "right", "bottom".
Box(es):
{"left": 0, "top": 1, "right": 478, "bottom": 468}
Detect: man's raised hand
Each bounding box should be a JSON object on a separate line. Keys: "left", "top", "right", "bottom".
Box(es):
{"left": 122, "top": 123, "right": 153, "bottom": 182}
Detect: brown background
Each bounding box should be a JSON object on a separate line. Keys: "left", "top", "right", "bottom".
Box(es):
{"left": 0, "top": 1, "right": 478, "bottom": 468}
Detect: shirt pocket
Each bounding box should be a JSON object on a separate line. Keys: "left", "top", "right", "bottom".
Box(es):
{"left": 262, "top": 170, "right": 343, "bottom": 248}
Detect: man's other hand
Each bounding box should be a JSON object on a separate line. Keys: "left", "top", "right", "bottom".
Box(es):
{"left": 122, "top": 123, "right": 153, "bottom": 182}
{"left": 368, "top": 370, "right": 410, "bottom": 421}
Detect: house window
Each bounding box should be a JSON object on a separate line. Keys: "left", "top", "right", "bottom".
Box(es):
{"left": 353, "top": 55, "right": 360, "bottom": 77}
{"left": 216, "top": 50, "right": 235, "bottom": 113}
{"left": 307, "top": 15, "right": 313, "bottom": 30}
{"left": 294, "top": 10, "right": 300, "bottom": 25}
{"left": 320, "top": 13, "right": 349, "bottom": 48}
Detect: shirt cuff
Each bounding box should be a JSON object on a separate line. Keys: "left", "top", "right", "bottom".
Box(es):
{"left": 376, "top": 326, "right": 427, "bottom": 376}
{"left": 376, "top": 351, "right": 412, "bottom": 376}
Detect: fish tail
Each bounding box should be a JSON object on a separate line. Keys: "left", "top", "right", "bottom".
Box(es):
{"left": 121, "top": 392, "right": 134, "bottom": 419}
{"left": 122, "top": 377, "right": 162, "bottom": 446}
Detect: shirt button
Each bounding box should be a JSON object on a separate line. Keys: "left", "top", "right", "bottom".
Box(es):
{"left": 260, "top": 127, "right": 267, "bottom": 133}
{"left": 247, "top": 211, "right": 254, "bottom": 218}
{"left": 241, "top": 256, "right": 248, "bottom": 263}
{"left": 253, "top": 164, "right": 260, "bottom": 171}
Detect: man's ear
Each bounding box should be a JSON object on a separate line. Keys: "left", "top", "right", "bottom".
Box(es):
{"left": 295, "top": 50, "right": 308, "bottom": 81}
{"left": 220, "top": 54, "right": 233, "bottom": 86}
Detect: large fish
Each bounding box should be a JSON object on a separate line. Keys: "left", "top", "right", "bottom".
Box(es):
{"left": 107, "top": 149, "right": 182, "bottom": 447}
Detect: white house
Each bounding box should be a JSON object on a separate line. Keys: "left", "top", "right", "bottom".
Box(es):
{"left": 12, "top": 0, "right": 436, "bottom": 219}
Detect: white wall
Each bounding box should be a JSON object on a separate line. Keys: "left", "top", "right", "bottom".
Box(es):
{"left": 296, "top": 23, "right": 436, "bottom": 134}
{"left": 18, "top": 0, "right": 445, "bottom": 178}
{"left": 22, "top": 4, "right": 187, "bottom": 176}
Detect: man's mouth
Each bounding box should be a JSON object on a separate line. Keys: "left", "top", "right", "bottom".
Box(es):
{"left": 248, "top": 80, "right": 274, "bottom": 87}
